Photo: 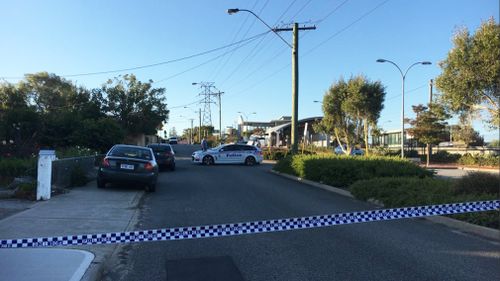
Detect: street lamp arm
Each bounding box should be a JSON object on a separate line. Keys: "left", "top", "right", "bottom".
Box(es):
{"left": 380, "top": 59, "right": 404, "bottom": 78}
{"left": 227, "top": 8, "right": 292, "bottom": 48}
{"left": 403, "top": 62, "right": 425, "bottom": 79}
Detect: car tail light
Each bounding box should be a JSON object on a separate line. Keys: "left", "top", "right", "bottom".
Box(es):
{"left": 144, "top": 162, "right": 154, "bottom": 171}
{"left": 102, "top": 158, "right": 110, "bottom": 167}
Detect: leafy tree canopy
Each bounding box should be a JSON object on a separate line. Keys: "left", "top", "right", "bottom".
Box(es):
{"left": 436, "top": 18, "right": 500, "bottom": 127}
{"left": 101, "top": 74, "right": 169, "bottom": 136}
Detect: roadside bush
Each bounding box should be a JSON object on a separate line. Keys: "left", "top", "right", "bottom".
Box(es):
{"left": 458, "top": 153, "right": 499, "bottom": 167}
{"left": 452, "top": 172, "right": 500, "bottom": 195}
{"left": 350, "top": 177, "right": 453, "bottom": 207}
{"left": 274, "top": 154, "right": 432, "bottom": 187}
{"left": 272, "top": 155, "right": 295, "bottom": 175}
{"left": 263, "top": 148, "right": 289, "bottom": 160}
{"left": 56, "top": 146, "right": 99, "bottom": 158}
{"left": 349, "top": 177, "right": 499, "bottom": 229}
{"left": 425, "top": 150, "right": 461, "bottom": 163}
{"left": 0, "top": 158, "right": 37, "bottom": 179}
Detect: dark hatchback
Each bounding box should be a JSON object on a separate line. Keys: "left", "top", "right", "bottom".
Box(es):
{"left": 147, "top": 143, "right": 176, "bottom": 171}
{"left": 97, "top": 144, "right": 159, "bottom": 192}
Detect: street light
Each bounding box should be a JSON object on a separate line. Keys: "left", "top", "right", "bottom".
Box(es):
{"left": 376, "top": 59, "right": 431, "bottom": 158}
{"left": 228, "top": 8, "right": 315, "bottom": 153}
{"left": 237, "top": 111, "right": 256, "bottom": 135}
{"left": 313, "top": 100, "right": 322, "bottom": 104}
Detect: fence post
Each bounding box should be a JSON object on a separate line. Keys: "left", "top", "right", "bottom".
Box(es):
{"left": 37, "top": 150, "right": 56, "bottom": 200}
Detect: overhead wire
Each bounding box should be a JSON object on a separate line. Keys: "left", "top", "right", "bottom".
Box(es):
{"left": 227, "top": 0, "right": 390, "bottom": 96}
{"left": 210, "top": 0, "right": 270, "bottom": 82}
{"left": 1, "top": 31, "right": 271, "bottom": 80}
{"left": 303, "top": 0, "right": 390, "bottom": 57}
{"left": 219, "top": 0, "right": 300, "bottom": 88}
{"left": 151, "top": 31, "right": 270, "bottom": 84}
{"left": 208, "top": 0, "right": 262, "bottom": 81}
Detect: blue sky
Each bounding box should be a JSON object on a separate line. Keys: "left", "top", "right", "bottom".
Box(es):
{"left": 1, "top": 0, "right": 498, "bottom": 140}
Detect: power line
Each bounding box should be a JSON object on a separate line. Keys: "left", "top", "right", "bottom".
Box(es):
{"left": 151, "top": 31, "right": 268, "bottom": 84}
{"left": 226, "top": 0, "right": 390, "bottom": 96}
{"left": 219, "top": 0, "right": 302, "bottom": 88}
{"left": 312, "top": 0, "right": 351, "bottom": 24}
{"left": 288, "top": 0, "right": 314, "bottom": 21}
{"left": 1, "top": 31, "right": 270, "bottom": 80}
{"left": 208, "top": 0, "right": 262, "bottom": 81}
{"left": 303, "top": 0, "right": 390, "bottom": 57}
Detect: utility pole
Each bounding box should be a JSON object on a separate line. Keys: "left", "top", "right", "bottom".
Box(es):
{"left": 274, "top": 24, "right": 316, "bottom": 153}
{"left": 429, "top": 79, "right": 433, "bottom": 104}
{"left": 189, "top": 118, "right": 194, "bottom": 144}
{"left": 198, "top": 109, "right": 202, "bottom": 143}
{"left": 214, "top": 91, "right": 224, "bottom": 142}
{"left": 428, "top": 79, "right": 434, "bottom": 163}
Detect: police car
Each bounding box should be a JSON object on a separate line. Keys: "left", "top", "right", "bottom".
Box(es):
{"left": 192, "top": 144, "right": 263, "bottom": 165}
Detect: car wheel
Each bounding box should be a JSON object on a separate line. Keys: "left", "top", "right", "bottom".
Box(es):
{"left": 170, "top": 163, "right": 176, "bottom": 171}
{"left": 203, "top": 155, "right": 214, "bottom": 165}
{"left": 245, "top": 156, "right": 256, "bottom": 166}
{"left": 97, "top": 178, "right": 106, "bottom": 189}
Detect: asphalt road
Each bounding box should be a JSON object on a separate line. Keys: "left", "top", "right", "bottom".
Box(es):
{"left": 102, "top": 144, "right": 500, "bottom": 281}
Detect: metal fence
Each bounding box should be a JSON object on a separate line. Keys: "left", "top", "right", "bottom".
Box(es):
{"left": 51, "top": 155, "right": 103, "bottom": 189}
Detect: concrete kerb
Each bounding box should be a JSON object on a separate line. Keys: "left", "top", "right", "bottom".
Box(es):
{"left": 268, "top": 169, "right": 500, "bottom": 241}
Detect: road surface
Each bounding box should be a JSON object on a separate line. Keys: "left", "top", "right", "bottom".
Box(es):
{"left": 102, "top": 144, "right": 500, "bottom": 281}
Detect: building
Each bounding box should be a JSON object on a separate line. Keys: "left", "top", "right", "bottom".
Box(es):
{"left": 238, "top": 116, "right": 291, "bottom": 135}
{"left": 264, "top": 116, "right": 329, "bottom": 147}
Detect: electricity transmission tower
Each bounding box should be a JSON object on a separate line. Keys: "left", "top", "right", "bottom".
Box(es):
{"left": 193, "top": 82, "right": 216, "bottom": 126}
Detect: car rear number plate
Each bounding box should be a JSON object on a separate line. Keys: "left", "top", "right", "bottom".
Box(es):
{"left": 120, "top": 164, "right": 134, "bottom": 170}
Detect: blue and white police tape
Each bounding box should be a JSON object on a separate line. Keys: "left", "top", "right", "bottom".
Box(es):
{"left": 1, "top": 200, "right": 498, "bottom": 249}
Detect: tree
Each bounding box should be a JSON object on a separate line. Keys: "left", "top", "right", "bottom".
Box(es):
{"left": 0, "top": 82, "right": 40, "bottom": 156}
{"left": 101, "top": 74, "right": 169, "bottom": 136}
{"left": 408, "top": 104, "right": 450, "bottom": 166}
{"left": 452, "top": 119, "right": 484, "bottom": 147}
{"left": 315, "top": 75, "right": 386, "bottom": 154}
{"left": 436, "top": 18, "right": 500, "bottom": 127}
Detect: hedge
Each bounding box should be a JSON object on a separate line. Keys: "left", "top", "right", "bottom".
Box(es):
{"left": 0, "top": 158, "right": 37, "bottom": 178}
{"left": 349, "top": 176, "right": 499, "bottom": 229}
{"left": 273, "top": 154, "right": 432, "bottom": 187}
{"left": 458, "top": 153, "right": 499, "bottom": 167}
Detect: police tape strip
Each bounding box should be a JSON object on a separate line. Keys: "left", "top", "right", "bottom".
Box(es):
{"left": 1, "top": 200, "right": 498, "bottom": 249}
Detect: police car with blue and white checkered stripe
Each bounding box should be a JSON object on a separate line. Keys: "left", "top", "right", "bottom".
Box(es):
{"left": 192, "top": 143, "right": 263, "bottom": 165}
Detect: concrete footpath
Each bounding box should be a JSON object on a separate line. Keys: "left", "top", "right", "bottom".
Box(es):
{"left": 0, "top": 182, "right": 143, "bottom": 281}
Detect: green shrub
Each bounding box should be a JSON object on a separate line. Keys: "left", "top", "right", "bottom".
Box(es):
{"left": 273, "top": 154, "right": 432, "bottom": 187}
{"left": 273, "top": 156, "right": 296, "bottom": 176}
{"left": 350, "top": 177, "right": 454, "bottom": 207}
{"left": 70, "top": 165, "right": 88, "bottom": 187}
{"left": 0, "top": 158, "right": 37, "bottom": 178}
{"left": 263, "top": 148, "right": 289, "bottom": 160}
{"left": 427, "top": 150, "right": 461, "bottom": 163}
{"left": 349, "top": 177, "right": 499, "bottom": 229}
{"left": 56, "top": 146, "right": 99, "bottom": 158}
{"left": 458, "top": 153, "right": 499, "bottom": 167}
{"left": 452, "top": 172, "right": 500, "bottom": 195}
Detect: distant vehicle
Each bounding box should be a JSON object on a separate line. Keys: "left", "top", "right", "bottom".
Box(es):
{"left": 168, "top": 137, "right": 178, "bottom": 144}
{"left": 334, "top": 145, "right": 365, "bottom": 156}
{"left": 438, "top": 141, "right": 454, "bottom": 147}
{"left": 97, "top": 144, "right": 159, "bottom": 192}
{"left": 192, "top": 144, "right": 263, "bottom": 165}
{"left": 147, "top": 143, "right": 175, "bottom": 171}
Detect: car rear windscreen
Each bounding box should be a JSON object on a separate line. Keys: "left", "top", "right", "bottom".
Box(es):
{"left": 110, "top": 147, "right": 152, "bottom": 160}
{"left": 149, "top": 145, "right": 172, "bottom": 152}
